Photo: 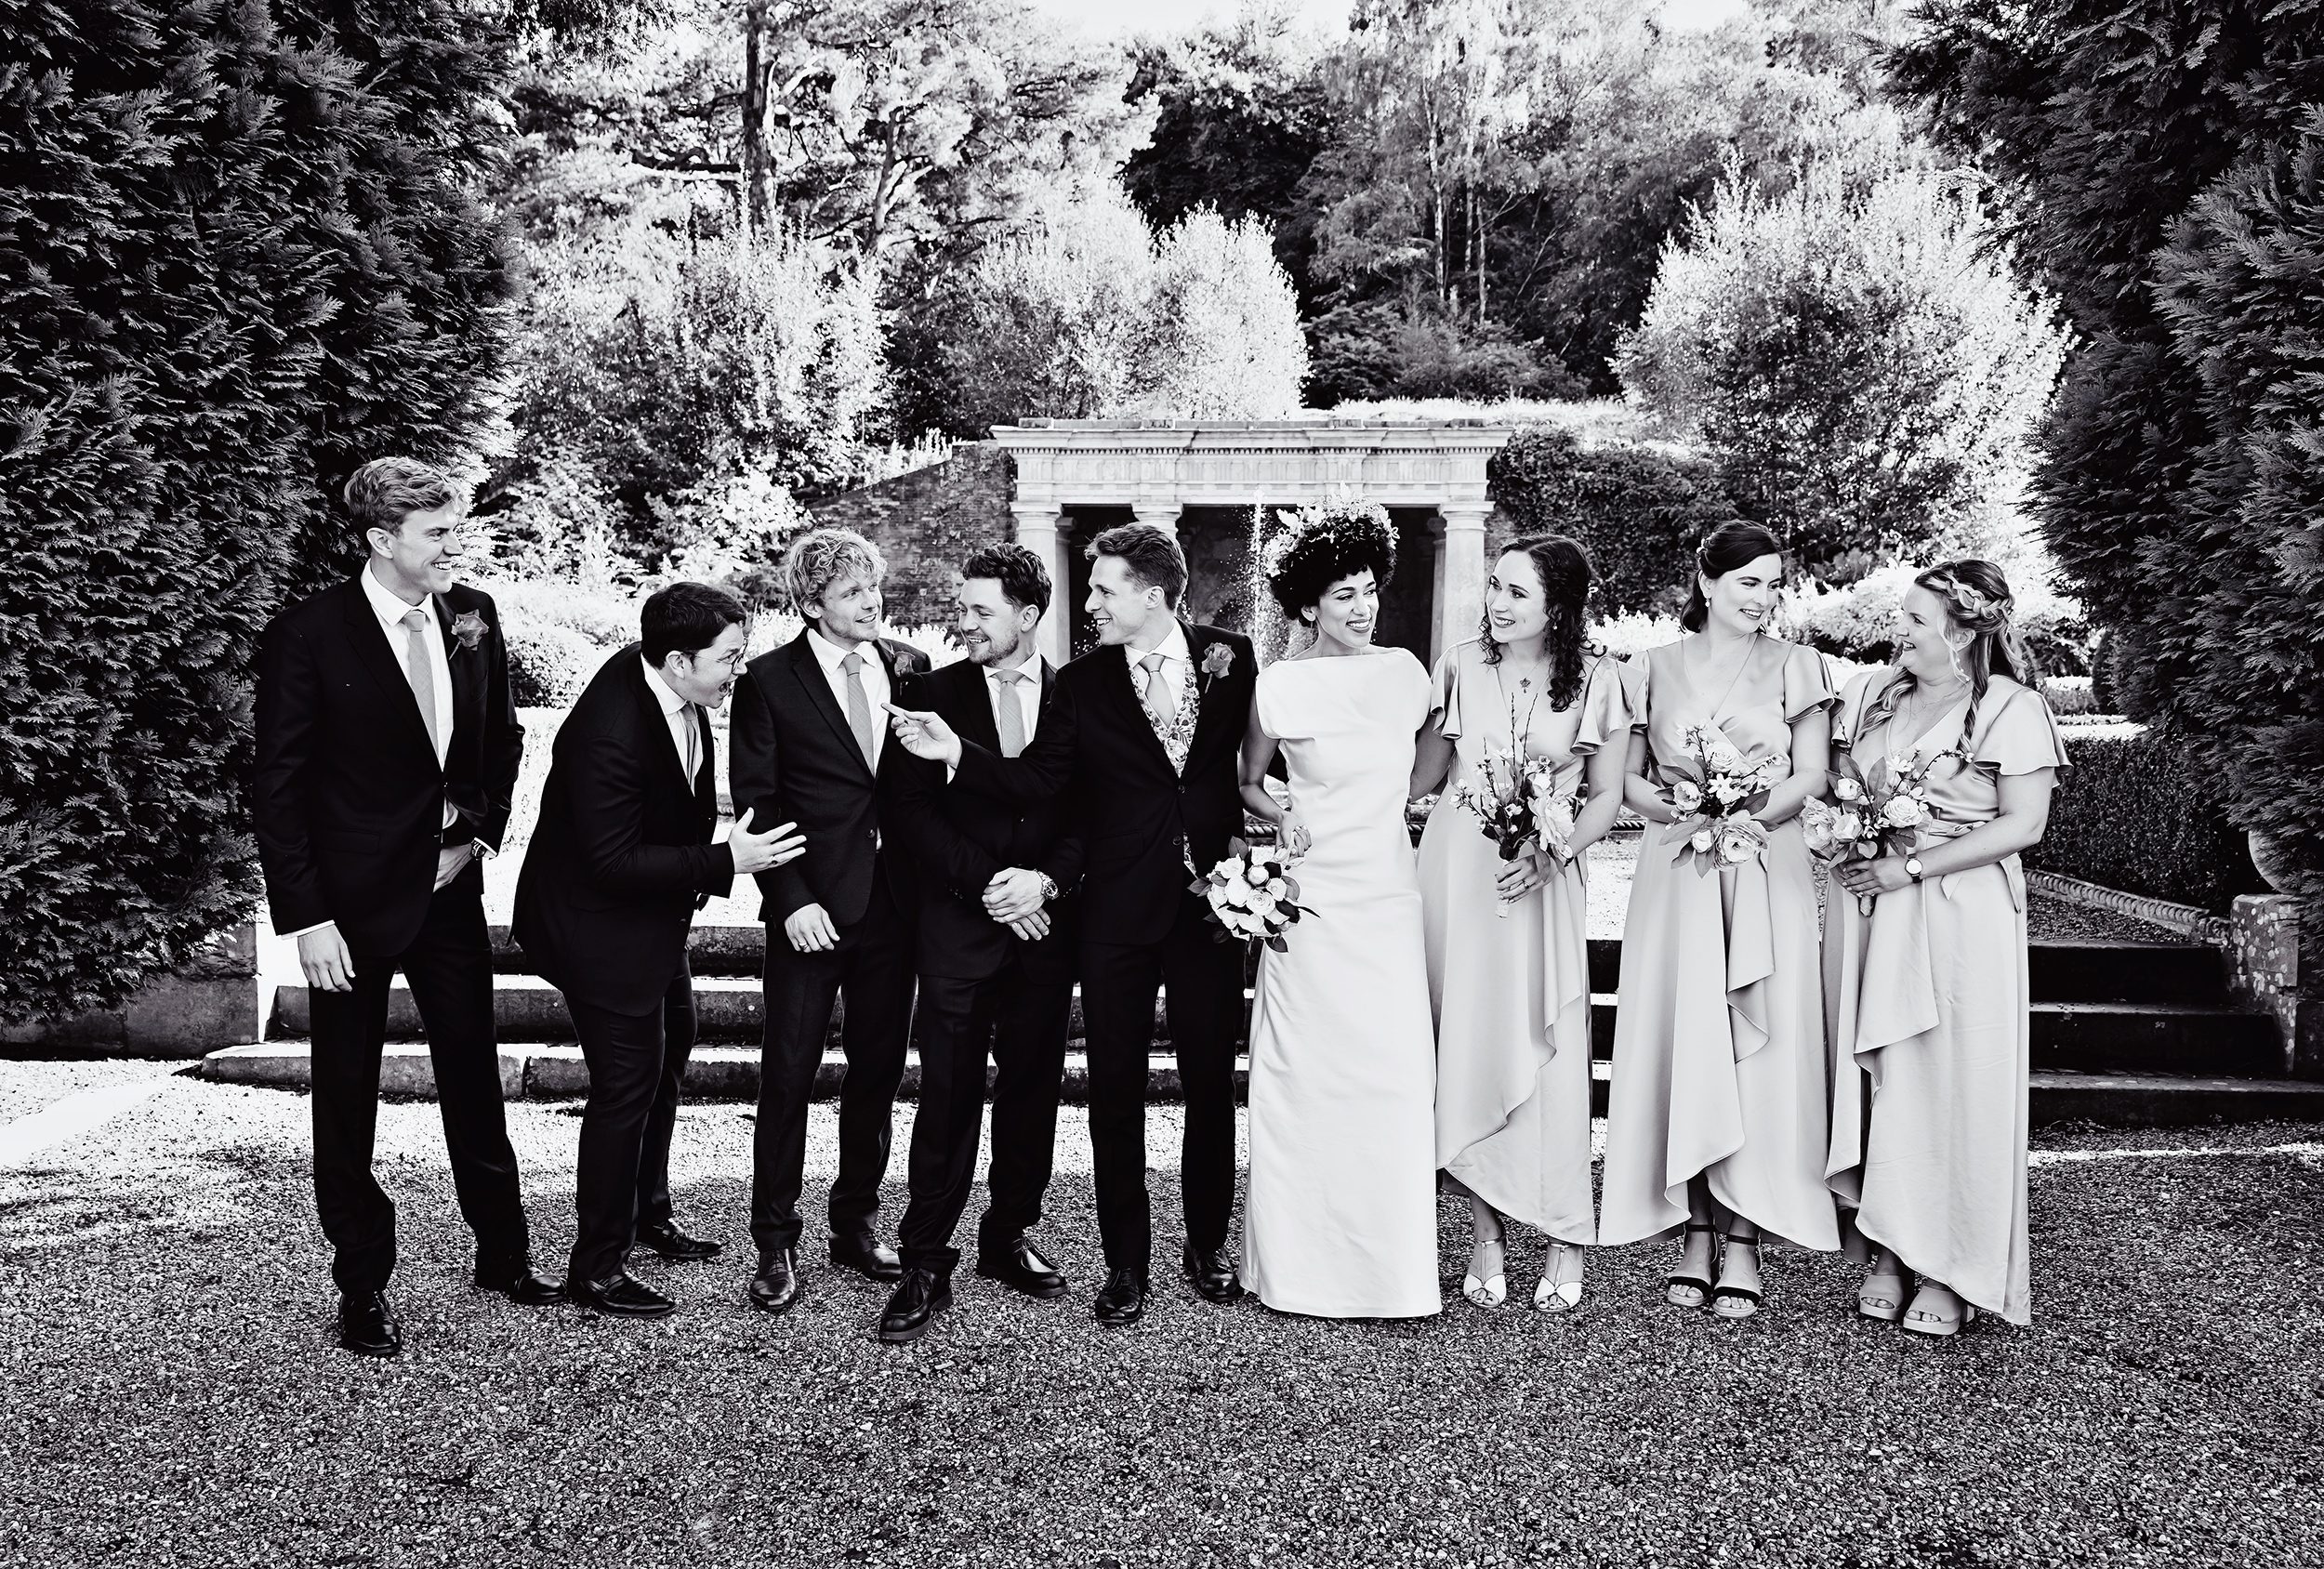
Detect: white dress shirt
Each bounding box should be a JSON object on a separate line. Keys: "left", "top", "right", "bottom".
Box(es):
{"left": 362, "top": 563, "right": 453, "bottom": 765}
{"left": 1126, "top": 619, "right": 1192, "bottom": 698}
{"left": 640, "top": 657, "right": 700, "bottom": 782}
{"left": 805, "top": 626, "right": 889, "bottom": 768}
{"left": 986, "top": 646, "right": 1042, "bottom": 748}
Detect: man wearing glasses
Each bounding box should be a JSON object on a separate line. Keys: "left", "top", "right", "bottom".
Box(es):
{"left": 513, "top": 582, "right": 804, "bottom": 1316}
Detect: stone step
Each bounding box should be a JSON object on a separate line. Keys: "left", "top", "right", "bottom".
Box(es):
{"left": 198, "top": 1045, "right": 2324, "bottom": 1128}
{"left": 490, "top": 925, "right": 2229, "bottom": 1005}
{"left": 270, "top": 980, "right": 2278, "bottom": 1077}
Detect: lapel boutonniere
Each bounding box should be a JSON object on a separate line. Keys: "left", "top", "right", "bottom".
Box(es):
{"left": 448, "top": 609, "right": 489, "bottom": 653}
{"left": 1199, "top": 643, "right": 1234, "bottom": 683}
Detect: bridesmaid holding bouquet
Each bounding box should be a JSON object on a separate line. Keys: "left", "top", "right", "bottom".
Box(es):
{"left": 1821, "top": 560, "right": 2067, "bottom": 1336}
{"left": 1599, "top": 521, "right": 1842, "bottom": 1317}
{"left": 1415, "top": 536, "right": 1628, "bottom": 1313}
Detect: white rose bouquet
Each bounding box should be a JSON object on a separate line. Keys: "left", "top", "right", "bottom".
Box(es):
{"left": 1802, "top": 744, "right": 1968, "bottom": 913}
{"left": 1451, "top": 700, "right": 1576, "bottom": 916}
{"left": 1188, "top": 837, "right": 1313, "bottom": 953}
{"left": 1670, "top": 722, "right": 1782, "bottom": 874}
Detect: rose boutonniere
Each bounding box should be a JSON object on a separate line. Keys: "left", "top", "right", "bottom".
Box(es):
{"left": 1200, "top": 643, "right": 1234, "bottom": 681}
{"left": 449, "top": 609, "right": 489, "bottom": 652}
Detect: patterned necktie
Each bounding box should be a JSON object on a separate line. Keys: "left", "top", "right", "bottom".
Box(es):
{"left": 400, "top": 608, "right": 440, "bottom": 758}
{"left": 1140, "top": 651, "right": 1178, "bottom": 732}
{"left": 840, "top": 650, "right": 877, "bottom": 769}
{"left": 994, "top": 667, "right": 1028, "bottom": 758}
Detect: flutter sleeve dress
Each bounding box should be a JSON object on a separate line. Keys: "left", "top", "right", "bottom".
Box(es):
{"left": 1598, "top": 637, "right": 1842, "bottom": 1252}
{"left": 1822, "top": 672, "right": 2068, "bottom": 1325}
{"left": 1419, "top": 641, "right": 1625, "bottom": 1245}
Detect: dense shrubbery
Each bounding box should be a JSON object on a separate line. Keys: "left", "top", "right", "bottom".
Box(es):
{"left": 0, "top": 0, "right": 515, "bottom": 1022}
{"left": 1487, "top": 427, "right": 1736, "bottom": 615}
{"left": 2027, "top": 726, "right": 2259, "bottom": 910}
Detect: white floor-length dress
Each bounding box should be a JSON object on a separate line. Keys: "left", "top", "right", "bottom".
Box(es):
{"left": 1239, "top": 648, "right": 1442, "bottom": 1319}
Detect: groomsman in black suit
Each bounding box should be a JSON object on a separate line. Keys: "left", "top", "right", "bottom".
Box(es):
{"left": 876, "top": 544, "right": 1082, "bottom": 1344}
{"left": 511, "top": 584, "right": 804, "bottom": 1317}
{"left": 729, "top": 527, "right": 931, "bottom": 1312}
{"left": 254, "top": 456, "right": 562, "bottom": 1357}
{"left": 887, "top": 523, "right": 1258, "bottom": 1326}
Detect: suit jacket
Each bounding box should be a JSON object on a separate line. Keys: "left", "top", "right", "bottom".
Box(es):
{"left": 253, "top": 575, "right": 522, "bottom": 956}
{"left": 884, "top": 656, "right": 1082, "bottom": 984}
{"left": 728, "top": 630, "right": 931, "bottom": 928}
{"left": 952, "top": 623, "right": 1256, "bottom": 948}
{"left": 510, "top": 646, "right": 730, "bottom": 1016}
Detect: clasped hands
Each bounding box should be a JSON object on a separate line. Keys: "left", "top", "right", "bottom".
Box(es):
{"left": 1831, "top": 853, "right": 1914, "bottom": 898}
{"left": 1497, "top": 845, "right": 1569, "bottom": 903}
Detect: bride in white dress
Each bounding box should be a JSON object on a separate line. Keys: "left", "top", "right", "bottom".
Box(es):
{"left": 1235, "top": 507, "right": 1442, "bottom": 1319}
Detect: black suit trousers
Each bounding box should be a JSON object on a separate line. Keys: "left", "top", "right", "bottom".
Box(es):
{"left": 1079, "top": 890, "right": 1246, "bottom": 1272}
{"left": 564, "top": 960, "right": 699, "bottom": 1286}
{"left": 896, "top": 960, "right": 1073, "bottom": 1272}
{"left": 750, "top": 875, "right": 914, "bottom": 1255}
{"left": 307, "top": 874, "right": 526, "bottom": 1293}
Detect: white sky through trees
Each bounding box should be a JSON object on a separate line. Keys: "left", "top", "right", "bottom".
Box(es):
{"left": 1026, "top": 0, "right": 1753, "bottom": 39}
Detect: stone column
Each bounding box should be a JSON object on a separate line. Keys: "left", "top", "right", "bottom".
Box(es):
{"left": 1010, "top": 499, "right": 1072, "bottom": 666}
{"left": 1433, "top": 503, "right": 1491, "bottom": 663}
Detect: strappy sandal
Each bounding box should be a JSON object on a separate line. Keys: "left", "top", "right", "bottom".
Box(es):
{"left": 1856, "top": 1251, "right": 1911, "bottom": 1324}
{"left": 1462, "top": 1233, "right": 1507, "bottom": 1309}
{"left": 1710, "top": 1231, "right": 1763, "bottom": 1320}
{"left": 1666, "top": 1223, "right": 1717, "bottom": 1309}
{"left": 1534, "top": 1242, "right": 1585, "bottom": 1313}
{"left": 1899, "top": 1282, "right": 1977, "bottom": 1338}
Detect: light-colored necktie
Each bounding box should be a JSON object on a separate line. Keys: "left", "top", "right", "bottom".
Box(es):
{"left": 994, "top": 667, "right": 1028, "bottom": 758}
{"left": 840, "top": 650, "right": 877, "bottom": 768}
{"left": 400, "top": 608, "right": 440, "bottom": 758}
{"left": 1140, "top": 651, "right": 1178, "bottom": 732}
{"left": 680, "top": 704, "right": 700, "bottom": 783}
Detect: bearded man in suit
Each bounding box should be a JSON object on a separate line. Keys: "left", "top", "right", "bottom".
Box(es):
{"left": 254, "top": 456, "right": 562, "bottom": 1357}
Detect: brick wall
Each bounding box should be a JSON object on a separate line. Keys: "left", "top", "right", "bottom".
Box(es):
{"left": 808, "top": 443, "right": 1016, "bottom": 627}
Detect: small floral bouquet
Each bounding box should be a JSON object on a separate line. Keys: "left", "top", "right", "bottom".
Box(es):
{"left": 1802, "top": 745, "right": 1967, "bottom": 914}
{"left": 1189, "top": 837, "right": 1312, "bottom": 953}
{"left": 1668, "top": 722, "right": 1782, "bottom": 873}
{"left": 1452, "top": 718, "right": 1575, "bottom": 916}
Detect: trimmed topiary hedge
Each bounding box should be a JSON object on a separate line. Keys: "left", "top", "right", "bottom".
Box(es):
{"left": 0, "top": 2, "right": 517, "bottom": 1022}
{"left": 1487, "top": 426, "right": 1736, "bottom": 615}
{"left": 2027, "top": 723, "right": 2261, "bottom": 911}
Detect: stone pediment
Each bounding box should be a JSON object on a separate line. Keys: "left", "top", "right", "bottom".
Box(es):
{"left": 992, "top": 418, "right": 1512, "bottom": 512}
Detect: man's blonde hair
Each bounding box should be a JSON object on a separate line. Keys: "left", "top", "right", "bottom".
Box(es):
{"left": 783, "top": 527, "right": 887, "bottom": 616}
{"left": 344, "top": 456, "right": 456, "bottom": 540}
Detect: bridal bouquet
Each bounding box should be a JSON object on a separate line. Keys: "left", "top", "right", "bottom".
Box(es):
{"left": 1802, "top": 745, "right": 1968, "bottom": 914}
{"left": 1451, "top": 719, "right": 1576, "bottom": 916}
{"left": 1669, "top": 723, "right": 1782, "bottom": 873}
{"left": 1189, "top": 837, "right": 1312, "bottom": 953}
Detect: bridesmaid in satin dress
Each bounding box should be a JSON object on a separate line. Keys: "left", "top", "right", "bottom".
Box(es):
{"left": 1599, "top": 521, "right": 1842, "bottom": 1318}
{"left": 1414, "top": 536, "right": 1627, "bottom": 1313}
{"left": 1823, "top": 560, "right": 2067, "bottom": 1336}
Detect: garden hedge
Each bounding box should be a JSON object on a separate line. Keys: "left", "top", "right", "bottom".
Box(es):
{"left": 2027, "top": 724, "right": 2261, "bottom": 911}
{"left": 0, "top": 1, "right": 516, "bottom": 1022}
{"left": 1487, "top": 426, "right": 1736, "bottom": 615}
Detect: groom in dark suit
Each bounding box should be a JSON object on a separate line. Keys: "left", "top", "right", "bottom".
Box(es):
{"left": 876, "top": 543, "right": 1082, "bottom": 1344}
{"left": 254, "top": 456, "right": 561, "bottom": 1357}
{"left": 729, "top": 527, "right": 931, "bottom": 1313}
{"left": 512, "top": 583, "right": 803, "bottom": 1317}
{"left": 887, "top": 523, "right": 1257, "bottom": 1326}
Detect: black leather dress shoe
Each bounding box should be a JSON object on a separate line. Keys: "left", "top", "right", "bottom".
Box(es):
{"left": 830, "top": 1233, "right": 904, "bottom": 1282}
{"left": 636, "top": 1220, "right": 724, "bottom": 1262}
{"left": 975, "top": 1235, "right": 1067, "bottom": 1300}
{"left": 1182, "top": 1242, "right": 1244, "bottom": 1304}
{"left": 474, "top": 1258, "right": 570, "bottom": 1305}
{"left": 337, "top": 1290, "right": 402, "bottom": 1357}
{"left": 570, "top": 1272, "right": 675, "bottom": 1317}
{"left": 748, "top": 1246, "right": 801, "bottom": 1314}
{"left": 1092, "top": 1267, "right": 1149, "bottom": 1327}
{"left": 878, "top": 1267, "right": 954, "bottom": 1345}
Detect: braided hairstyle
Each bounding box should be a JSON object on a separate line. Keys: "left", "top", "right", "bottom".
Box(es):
{"left": 1479, "top": 533, "right": 1592, "bottom": 712}
{"left": 1680, "top": 520, "right": 1783, "bottom": 633}
{"left": 1883, "top": 558, "right": 2038, "bottom": 745}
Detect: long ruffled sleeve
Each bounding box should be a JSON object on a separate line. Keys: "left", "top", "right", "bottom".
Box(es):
{"left": 1571, "top": 653, "right": 1631, "bottom": 755}
{"left": 1431, "top": 640, "right": 1468, "bottom": 741}
{"left": 1971, "top": 680, "right": 2071, "bottom": 776}
{"left": 1781, "top": 641, "right": 1839, "bottom": 723}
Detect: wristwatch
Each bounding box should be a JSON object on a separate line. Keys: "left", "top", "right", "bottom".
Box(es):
{"left": 1037, "top": 872, "right": 1060, "bottom": 903}
{"left": 1904, "top": 855, "right": 1925, "bottom": 883}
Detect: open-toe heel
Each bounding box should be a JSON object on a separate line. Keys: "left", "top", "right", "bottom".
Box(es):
{"left": 1710, "top": 1231, "right": 1763, "bottom": 1321}
{"left": 1462, "top": 1234, "right": 1507, "bottom": 1310}
{"left": 1856, "top": 1251, "right": 1911, "bottom": 1324}
{"left": 1900, "top": 1284, "right": 1975, "bottom": 1338}
{"left": 1666, "top": 1223, "right": 1717, "bottom": 1310}
{"left": 1534, "top": 1242, "right": 1585, "bottom": 1313}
